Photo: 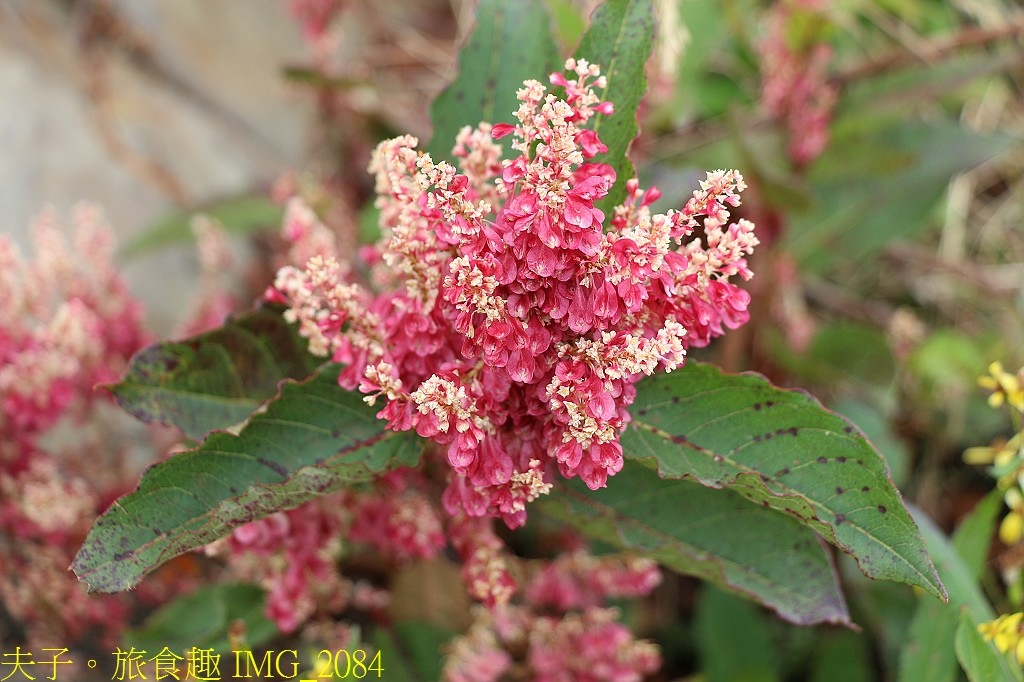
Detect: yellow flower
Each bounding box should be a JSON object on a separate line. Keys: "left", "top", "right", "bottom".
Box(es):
{"left": 979, "top": 362, "right": 1024, "bottom": 412}
{"left": 979, "top": 612, "right": 1024, "bottom": 663}
{"left": 1001, "top": 510, "right": 1024, "bottom": 545}
{"left": 963, "top": 432, "right": 1024, "bottom": 468}
{"left": 999, "top": 488, "right": 1024, "bottom": 545}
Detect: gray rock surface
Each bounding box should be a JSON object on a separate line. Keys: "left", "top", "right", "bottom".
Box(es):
{"left": 0, "top": 0, "right": 311, "bottom": 332}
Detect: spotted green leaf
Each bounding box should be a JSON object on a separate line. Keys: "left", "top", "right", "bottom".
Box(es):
{"left": 623, "top": 362, "right": 945, "bottom": 600}
{"left": 73, "top": 364, "right": 421, "bottom": 593}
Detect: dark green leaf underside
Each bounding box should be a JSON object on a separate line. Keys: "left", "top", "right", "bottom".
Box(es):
{"left": 538, "top": 462, "right": 850, "bottom": 626}
{"left": 110, "top": 305, "right": 320, "bottom": 440}
{"left": 74, "top": 364, "right": 421, "bottom": 593}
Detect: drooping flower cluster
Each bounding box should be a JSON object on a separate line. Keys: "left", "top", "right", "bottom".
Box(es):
{"left": 758, "top": 0, "right": 837, "bottom": 166}
{"left": 218, "top": 498, "right": 349, "bottom": 634}
{"left": 442, "top": 551, "right": 662, "bottom": 682}
{"left": 1, "top": 206, "right": 147, "bottom": 444}
{"left": 526, "top": 550, "right": 662, "bottom": 611}
{"left": 271, "top": 59, "right": 757, "bottom": 529}
{"left": 217, "top": 468, "right": 445, "bottom": 633}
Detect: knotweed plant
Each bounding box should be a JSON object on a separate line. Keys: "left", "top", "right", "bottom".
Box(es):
{"left": 238, "top": 60, "right": 753, "bottom": 674}
{"left": 71, "top": 2, "right": 948, "bottom": 678}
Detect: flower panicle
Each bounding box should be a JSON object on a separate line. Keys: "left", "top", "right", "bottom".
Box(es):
{"left": 266, "top": 59, "right": 757, "bottom": 533}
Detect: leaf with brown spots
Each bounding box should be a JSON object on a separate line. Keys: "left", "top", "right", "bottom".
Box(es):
{"left": 73, "top": 364, "right": 421, "bottom": 594}
{"left": 622, "top": 362, "right": 945, "bottom": 602}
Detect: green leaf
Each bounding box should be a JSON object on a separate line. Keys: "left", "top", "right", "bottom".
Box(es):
{"left": 831, "top": 398, "right": 910, "bottom": 489}
{"left": 695, "top": 585, "right": 781, "bottom": 682}
{"left": 956, "top": 610, "right": 1014, "bottom": 682}
{"left": 622, "top": 363, "right": 945, "bottom": 600}
{"left": 120, "top": 195, "right": 283, "bottom": 259}
{"left": 427, "top": 0, "right": 560, "bottom": 162}
{"left": 899, "top": 493, "right": 1014, "bottom": 682}
{"left": 809, "top": 630, "right": 873, "bottom": 682}
{"left": 125, "top": 583, "right": 276, "bottom": 655}
{"left": 372, "top": 621, "right": 456, "bottom": 682}
{"left": 572, "top": 0, "right": 655, "bottom": 215}
{"left": 545, "top": 0, "right": 586, "bottom": 50}
{"left": 109, "top": 305, "right": 321, "bottom": 441}
{"left": 538, "top": 462, "right": 851, "bottom": 626}
{"left": 73, "top": 364, "right": 421, "bottom": 593}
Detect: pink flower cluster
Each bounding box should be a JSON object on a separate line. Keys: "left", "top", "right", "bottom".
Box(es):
{"left": 271, "top": 59, "right": 757, "bottom": 529}
{"left": 758, "top": 0, "right": 837, "bottom": 166}
{"left": 443, "top": 551, "right": 662, "bottom": 682}
{"left": 1, "top": 207, "right": 146, "bottom": 446}
{"left": 0, "top": 206, "right": 149, "bottom": 649}
{"left": 223, "top": 499, "right": 347, "bottom": 634}
{"left": 1, "top": 207, "right": 246, "bottom": 652}
{"left": 526, "top": 550, "right": 662, "bottom": 611}
{"left": 220, "top": 469, "right": 444, "bottom": 633}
